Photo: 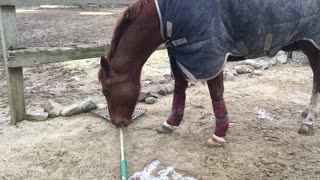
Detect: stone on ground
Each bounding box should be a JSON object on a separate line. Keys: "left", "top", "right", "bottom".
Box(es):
{"left": 27, "top": 111, "right": 49, "bottom": 121}
{"left": 145, "top": 97, "right": 157, "bottom": 104}
{"left": 268, "top": 59, "right": 276, "bottom": 66}
{"left": 157, "top": 79, "right": 169, "bottom": 84}
{"left": 138, "top": 89, "right": 159, "bottom": 102}
{"left": 224, "top": 70, "right": 236, "bottom": 81}
{"left": 138, "top": 91, "right": 149, "bottom": 101}
{"left": 80, "top": 99, "right": 97, "bottom": 112}
{"left": 61, "top": 104, "right": 82, "bottom": 117}
{"left": 157, "top": 88, "right": 167, "bottom": 96}
{"left": 44, "top": 100, "right": 63, "bottom": 118}
{"left": 253, "top": 70, "right": 263, "bottom": 76}
{"left": 231, "top": 69, "right": 238, "bottom": 76}
{"left": 142, "top": 80, "right": 152, "bottom": 87}
{"left": 164, "top": 84, "right": 174, "bottom": 94}
{"left": 234, "top": 65, "right": 254, "bottom": 74}
{"left": 243, "top": 59, "right": 263, "bottom": 69}
{"left": 154, "top": 85, "right": 167, "bottom": 96}
{"left": 61, "top": 99, "right": 98, "bottom": 116}
{"left": 149, "top": 91, "right": 159, "bottom": 98}
{"left": 257, "top": 60, "right": 270, "bottom": 70}
{"left": 275, "top": 51, "right": 288, "bottom": 64}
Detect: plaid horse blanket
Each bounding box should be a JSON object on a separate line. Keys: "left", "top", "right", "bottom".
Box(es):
{"left": 155, "top": 0, "right": 320, "bottom": 81}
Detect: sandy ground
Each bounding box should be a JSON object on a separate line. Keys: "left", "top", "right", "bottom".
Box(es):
{"left": 1, "top": 6, "right": 320, "bottom": 180}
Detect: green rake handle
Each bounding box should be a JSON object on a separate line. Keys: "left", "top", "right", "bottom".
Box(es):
{"left": 120, "top": 128, "right": 127, "bottom": 180}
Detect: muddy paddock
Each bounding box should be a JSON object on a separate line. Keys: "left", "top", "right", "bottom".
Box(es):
{"left": 0, "top": 6, "right": 320, "bottom": 180}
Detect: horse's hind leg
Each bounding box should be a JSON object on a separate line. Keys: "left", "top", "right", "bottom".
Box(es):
{"left": 158, "top": 60, "right": 188, "bottom": 133}
{"left": 206, "top": 72, "right": 229, "bottom": 146}
{"left": 297, "top": 40, "right": 320, "bottom": 134}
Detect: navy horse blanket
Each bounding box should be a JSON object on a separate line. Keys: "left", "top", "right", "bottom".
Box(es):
{"left": 155, "top": 0, "right": 320, "bottom": 81}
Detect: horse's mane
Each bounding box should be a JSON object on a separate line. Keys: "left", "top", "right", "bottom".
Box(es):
{"left": 98, "top": 0, "right": 152, "bottom": 81}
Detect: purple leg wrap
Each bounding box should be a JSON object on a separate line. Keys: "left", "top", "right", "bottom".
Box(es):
{"left": 213, "top": 101, "right": 229, "bottom": 137}
{"left": 166, "top": 94, "right": 186, "bottom": 126}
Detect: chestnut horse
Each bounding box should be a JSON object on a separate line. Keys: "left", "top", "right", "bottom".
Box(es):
{"left": 98, "top": 0, "right": 320, "bottom": 146}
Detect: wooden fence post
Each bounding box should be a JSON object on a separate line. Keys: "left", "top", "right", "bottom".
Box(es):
{"left": 0, "top": 5, "right": 26, "bottom": 124}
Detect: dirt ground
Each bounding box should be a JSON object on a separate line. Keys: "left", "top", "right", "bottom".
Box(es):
{"left": 1, "top": 6, "right": 320, "bottom": 180}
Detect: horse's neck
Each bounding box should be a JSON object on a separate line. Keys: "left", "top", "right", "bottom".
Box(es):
{"left": 111, "top": 1, "right": 163, "bottom": 74}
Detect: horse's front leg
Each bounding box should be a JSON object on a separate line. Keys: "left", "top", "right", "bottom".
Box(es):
{"left": 158, "top": 67, "right": 188, "bottom": 133}
{"left": 206, "top": 72, "right": 229, "bottom": 146}
{"left": 298, "top": 41, "right": 320, "bottom": 134}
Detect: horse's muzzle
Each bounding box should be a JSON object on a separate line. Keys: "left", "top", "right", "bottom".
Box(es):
{"left": 112, "top": 119, "right": 133, "bottom": 127}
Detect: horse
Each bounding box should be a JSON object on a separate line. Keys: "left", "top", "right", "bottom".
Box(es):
{"left": 98, "top": 0, "right": 320, "bottom": 146}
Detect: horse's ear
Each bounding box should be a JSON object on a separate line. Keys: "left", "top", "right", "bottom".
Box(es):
{"left": 100, "top": 56, "right": 109, "bottom": 72}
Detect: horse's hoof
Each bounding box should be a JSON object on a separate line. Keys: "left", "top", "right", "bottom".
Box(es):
{"left": 157, "top": 122, "right": 176, "bottom": 134}
{"left": 207, "top": 134, "right": 225, "bottom": 147}
{"left": 298, "top": 123, "right": 314, "bottom": 135}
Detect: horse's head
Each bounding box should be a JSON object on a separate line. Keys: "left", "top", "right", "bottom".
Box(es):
{"left": 98, "top": 56, "right": 140, "bottom": 127}
{"left": 98, "top": 0, "right": 162, "bottom": 127}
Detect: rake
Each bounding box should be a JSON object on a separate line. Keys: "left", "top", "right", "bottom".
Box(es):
{"left": 91, "top": 107, "right": 146, "bottom": 122}
{"left": 91, "top": 106, "right": 146, "bottom": 180}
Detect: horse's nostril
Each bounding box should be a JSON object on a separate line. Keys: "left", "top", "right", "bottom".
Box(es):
{"left": 121, "top": 121, "right": 128, "bottom": 127}
{"left": 113, "top": 120, "right": 130, "bottom": 127}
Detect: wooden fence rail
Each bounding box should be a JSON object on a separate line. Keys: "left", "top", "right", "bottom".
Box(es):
{"left": 7, "top": 44, "right": 165, "bottom": 67}
{"left": 7, "top": 45, "right": 109, "bottom": 67}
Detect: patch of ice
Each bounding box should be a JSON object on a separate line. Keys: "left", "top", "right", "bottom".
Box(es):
{"left": 79, "top": 12, "right": 115, "bottom": 16}
{"left": 16, "top": 9, "right": 37, "bottom": 13}
{"left": 255, "top": 107, "right": 273, "bottom": 121}
{"left": 38, "top": 5, "right": 79, "bottom": 9}
{"left": 129, "top": 160, "right": 196, "bottom": 180}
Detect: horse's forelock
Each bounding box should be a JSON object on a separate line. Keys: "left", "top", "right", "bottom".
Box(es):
{"left": 106, "top": 0, "right": 152, "bottom": 61}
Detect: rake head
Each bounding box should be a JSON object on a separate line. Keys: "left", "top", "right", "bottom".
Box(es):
{"left": 91, "top": 106, "right": 146, "bottom": 121}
